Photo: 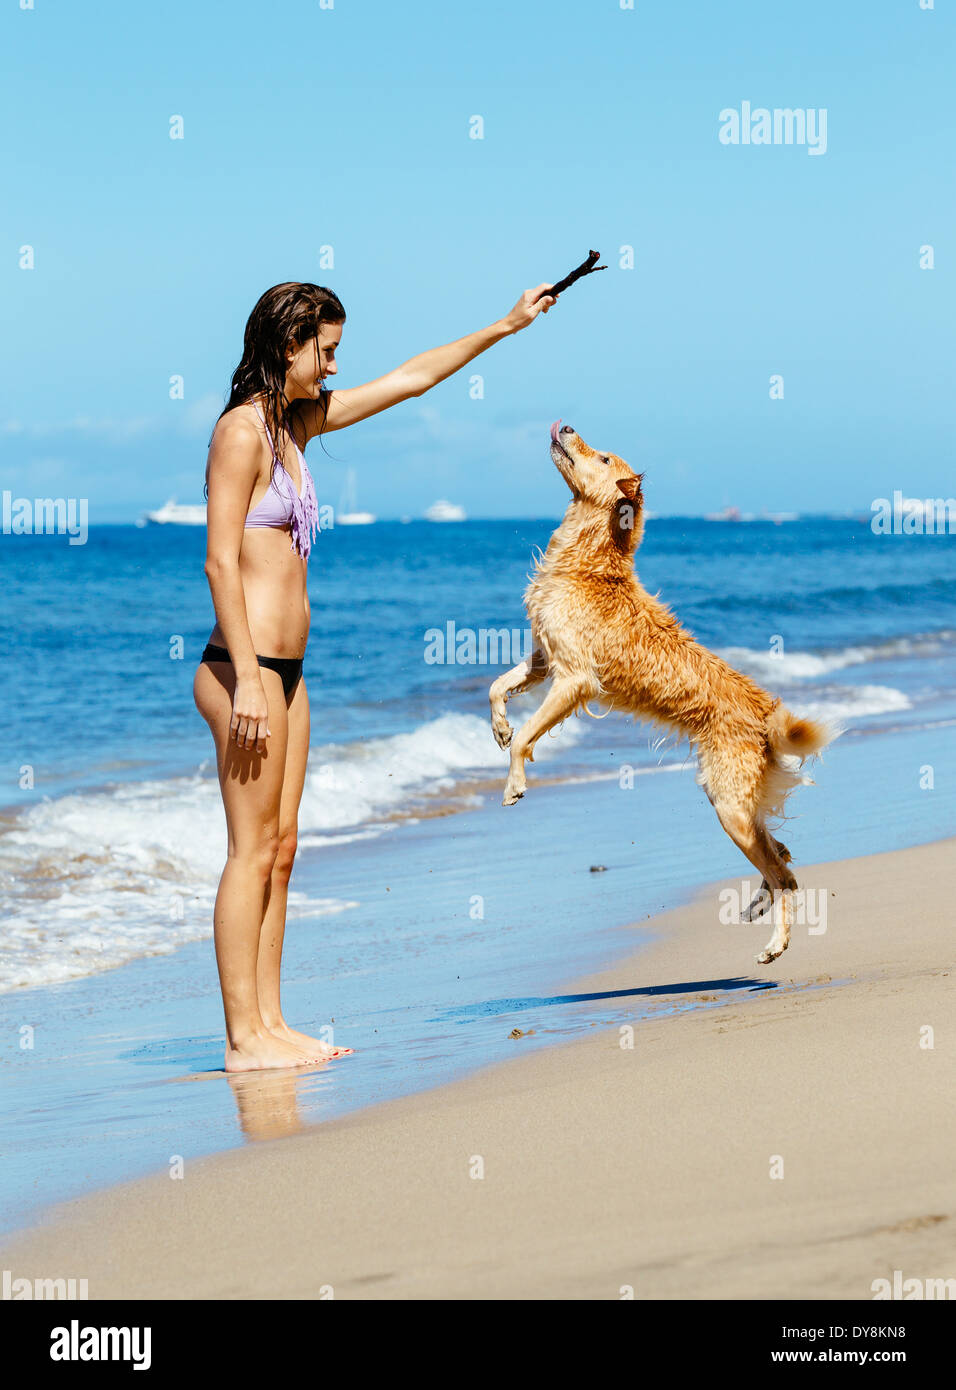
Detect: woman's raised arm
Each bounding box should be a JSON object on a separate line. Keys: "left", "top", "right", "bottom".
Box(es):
{"left": 302, "top": 283, "right": 558, "bottom": 438}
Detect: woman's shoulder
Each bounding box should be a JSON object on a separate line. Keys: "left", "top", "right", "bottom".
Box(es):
{"left": 210, "top": 402, "right": 264, "bottom": 449}
{"left": 207, "top": 404, "right": 268, "bottom": 478}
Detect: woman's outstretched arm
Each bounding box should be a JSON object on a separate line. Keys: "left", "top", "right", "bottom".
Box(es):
{"left": 304, "top": 283, "right": 557, "bottom": 437}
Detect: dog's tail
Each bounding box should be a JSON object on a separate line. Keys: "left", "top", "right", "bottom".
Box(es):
{"left": 766, "top": 702, "right": 842, "bottom": 760}
{"left": 758, "top": 703, "right": 842, "bottom": 822}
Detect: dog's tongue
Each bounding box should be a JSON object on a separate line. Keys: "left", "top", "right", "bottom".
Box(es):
{"left": 550, "top": 419, "right": 562, "bottom": 443}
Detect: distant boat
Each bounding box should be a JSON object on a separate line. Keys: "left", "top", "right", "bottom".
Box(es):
{"left": 144, "top": 498, "right": 207, "bottom": 526}
{"left": 705, "top": 506, "right": 742, "bottom": 523}
{"left": 425, "top": 499, "right": 466, "bottom": 522}
{"left": 337, "top": 468, "right": 376, "bottom": 526}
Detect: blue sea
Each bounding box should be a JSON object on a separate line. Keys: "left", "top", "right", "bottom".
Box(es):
{"left": 1, "top": 516, "right": 954, "bottom": 1232}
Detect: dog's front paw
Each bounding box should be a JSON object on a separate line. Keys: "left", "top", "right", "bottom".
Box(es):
{"left": 755, "top": 943, "right": 788, "bottom": 965}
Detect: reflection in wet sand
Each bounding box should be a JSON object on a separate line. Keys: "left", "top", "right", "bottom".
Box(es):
{"left": 225, "top": 1063, "right": 331, "bottom": 1141}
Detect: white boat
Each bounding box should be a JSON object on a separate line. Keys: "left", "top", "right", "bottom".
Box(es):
{"left": 144, "top": 498, "right": 207, "bottom": 526}
{"left": 425, "top": 499, "right": 466, "bottom": 522}
{"left": 337, "top": 468, "right": 376, "bottom": 526}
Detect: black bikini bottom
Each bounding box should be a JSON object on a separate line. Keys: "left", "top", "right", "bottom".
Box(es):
{"left": 201, "top": 643, "right": 303, "bottom": 699}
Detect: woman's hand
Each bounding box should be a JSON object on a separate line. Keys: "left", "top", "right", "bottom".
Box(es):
{"left": 503, "top": 284, "right": 558, "bottom": 334}
{"left": 231, "top": 677, "right": 271, "bottom": 753}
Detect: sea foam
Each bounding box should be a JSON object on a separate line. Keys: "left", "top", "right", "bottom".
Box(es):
{"left": 0, "top": 712, "right": 576, "bottom": 992}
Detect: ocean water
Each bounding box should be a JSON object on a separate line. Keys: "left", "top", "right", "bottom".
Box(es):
{"left": 2, "top": 517, "right": 954, "bottom": 994}
{"left": 1, "top": 517, "right": 955, "bottom": 1233}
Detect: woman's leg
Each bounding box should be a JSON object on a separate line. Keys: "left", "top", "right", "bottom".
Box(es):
{"left": 193, "top": 660, "right": 326, "bottom": 1072}
{"left": 256, "top": 677, "right": 352, "bottom": 1058}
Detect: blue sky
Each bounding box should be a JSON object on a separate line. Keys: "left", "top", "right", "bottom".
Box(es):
{"left": 2, "top": 0, "right": 953, "bottom": 520}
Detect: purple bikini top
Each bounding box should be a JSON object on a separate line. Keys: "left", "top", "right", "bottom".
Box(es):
{"left": 245, "top": 401, "right": 319, "bottom": 561}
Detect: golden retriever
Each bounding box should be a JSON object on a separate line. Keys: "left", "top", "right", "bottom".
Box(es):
{"left": 489, "top": 421, "right": 839, "bottom": 964}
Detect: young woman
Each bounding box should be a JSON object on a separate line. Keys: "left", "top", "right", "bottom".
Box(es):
{"left": 194, "top": 278, "right": 559, "bottom": 1072}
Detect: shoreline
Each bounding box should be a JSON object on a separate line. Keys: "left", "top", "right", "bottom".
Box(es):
{"left": 2, "top": 712, "right": 951, "bottom": 1000}
{"left": 3, "top": 834, "right": 953, "bottom": 1300}
{"left": 0, "top": 763, "right": 707, "bottom": 1235}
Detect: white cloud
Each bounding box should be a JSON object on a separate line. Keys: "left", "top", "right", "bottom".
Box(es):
{"left": 0, "top": 393, "right": 227, "bottom": 444}
{"left": 358, "top": 401, "right": 552, "bottom": 456}
{"left": 178, "top": 392, "right": 226, "bottom": 436}
{"left": 1, "top": 414, "right": 154, "bottom": 441}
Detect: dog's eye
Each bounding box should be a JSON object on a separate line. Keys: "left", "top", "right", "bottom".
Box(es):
{"left": 601, "top": 456, "right": 610, "bottom": 465}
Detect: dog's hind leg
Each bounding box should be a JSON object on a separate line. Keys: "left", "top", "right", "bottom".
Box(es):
{"left": 503, "top": 677, "right": 589, "bottom": 806}
{"left": 740, "top": 839, "right": 793, "bottom": 921}
{"left": 741, "top": 878, "right": 773, "bottom": 923}
{"left": 712, "top": 801, "right": 798, "bottom": 964}
{"left": 489, "top": 647, "right": 549, "bottom": 750}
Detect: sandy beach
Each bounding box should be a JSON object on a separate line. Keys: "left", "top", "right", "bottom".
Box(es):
{"left": 3, "top": 834, "right": 952, "bottom": 1301}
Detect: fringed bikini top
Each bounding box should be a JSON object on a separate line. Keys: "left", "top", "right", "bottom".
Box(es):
{"left": 245, "top": 401, "right": 320, "bottom": 561}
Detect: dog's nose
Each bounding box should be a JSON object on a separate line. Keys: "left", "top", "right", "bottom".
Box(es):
{"left": 560, "top": 424, "right": 574, "bottom": 435}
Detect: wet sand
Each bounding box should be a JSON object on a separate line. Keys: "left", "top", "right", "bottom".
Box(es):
{"left": 3, "top": 837, "right": 952, "bottom": 1300}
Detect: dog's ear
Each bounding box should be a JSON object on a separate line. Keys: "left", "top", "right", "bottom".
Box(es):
{"left": 615, "top": 474, "right": 642, "bottom": 501}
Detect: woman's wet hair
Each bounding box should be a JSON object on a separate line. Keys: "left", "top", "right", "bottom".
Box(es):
{"left": 206, "top": 282, "right": 346, "bottom": 495}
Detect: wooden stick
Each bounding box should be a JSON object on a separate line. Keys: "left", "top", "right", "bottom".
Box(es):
{"left": 535, "top": 249, "right": 607, "bottom": 302}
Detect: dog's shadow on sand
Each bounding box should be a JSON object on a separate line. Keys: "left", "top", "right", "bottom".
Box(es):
{"left": 429, "top": 977, "right": 777, "bottom": 1023}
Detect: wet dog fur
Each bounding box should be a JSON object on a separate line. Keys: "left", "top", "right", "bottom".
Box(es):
{"left": 489, "top": 422, "right": 840, "bottom": 964}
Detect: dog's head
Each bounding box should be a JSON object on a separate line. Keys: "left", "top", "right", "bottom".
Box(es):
{"left": 549, "top": 421, "right": 644, "bottom": 546}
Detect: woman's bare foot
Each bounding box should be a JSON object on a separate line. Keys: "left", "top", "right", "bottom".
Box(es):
{"left": 265, "top": 1018, "right": 354, "bottom": 1060}
{"left": 225, "top": 1030, "right": 326, "bottom": 1073}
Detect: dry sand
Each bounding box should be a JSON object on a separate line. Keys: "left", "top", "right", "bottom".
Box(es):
{"left": 3, "top": 838, "right": 953, "bottom": 1300}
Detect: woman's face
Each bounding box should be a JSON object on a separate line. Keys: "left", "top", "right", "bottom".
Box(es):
{"left": 284, "top": 321, "right": 343, "bottom": 400}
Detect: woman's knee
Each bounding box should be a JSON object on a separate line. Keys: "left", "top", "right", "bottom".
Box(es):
{"left": 229, "top": 830, "right": 281, "bottom": 881}
{"left": 273, "top": 826, "right": 298, "bottom": 881}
